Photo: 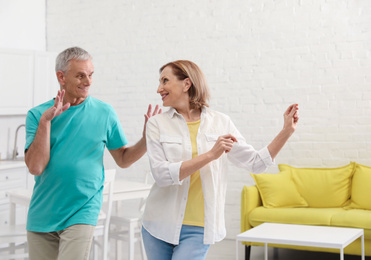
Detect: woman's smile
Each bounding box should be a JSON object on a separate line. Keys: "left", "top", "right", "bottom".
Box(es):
{"left": 160, "top": 93, "right": 168, "bottom": 100}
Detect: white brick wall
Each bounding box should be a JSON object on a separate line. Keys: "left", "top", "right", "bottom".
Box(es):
{"left": 45, "top": 0, "right": 371, "bottom": 240}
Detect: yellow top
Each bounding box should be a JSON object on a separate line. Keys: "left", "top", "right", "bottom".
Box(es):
{"left": 183, "top": 119, "right": 204, "bottom": 227}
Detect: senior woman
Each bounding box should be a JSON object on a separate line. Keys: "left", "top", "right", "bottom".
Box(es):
{"left": 142, "top": 60, "right": 299, "bottom": 260}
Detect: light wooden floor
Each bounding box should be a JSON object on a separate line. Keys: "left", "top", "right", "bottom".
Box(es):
{"left": 208, "top": 239, "right": 370, "bottom": 260}
{"left": 116, "top": 238, "right": 370, "bottom": 260}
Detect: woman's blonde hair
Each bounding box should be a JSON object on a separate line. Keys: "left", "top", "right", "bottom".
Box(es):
{"left": 160, "top": 60, "right": 210, "bottom": 109}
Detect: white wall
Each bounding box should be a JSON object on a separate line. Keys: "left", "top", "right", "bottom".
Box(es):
{"left": 0, "top": 0, "right": 46, "bottom": 51}
{"left": 0, "top": 0, "right": 46, "bottom": 160}
{"left": 0, "top": 0, "right": 367, "bottom": 242}
{"left": 45, "top": 0, "right": 371, "bottom": 239}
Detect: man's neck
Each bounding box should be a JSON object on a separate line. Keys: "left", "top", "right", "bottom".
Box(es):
{"left": 64, "top": 96, "right": 87, "bottom": 106}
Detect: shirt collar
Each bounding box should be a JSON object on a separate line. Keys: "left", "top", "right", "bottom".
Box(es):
{"left": 167, "top": 106, "right": 208, "bottom": 119}
{"left": 168, "top": 107, "right": 178, "bottom": 118}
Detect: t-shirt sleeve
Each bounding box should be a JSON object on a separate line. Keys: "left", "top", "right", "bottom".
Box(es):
{"left": 106, "top": 107, "right": 128, "bottom": 150}
{"left": 25, "top": 110, "right": 39, "bottom": 151}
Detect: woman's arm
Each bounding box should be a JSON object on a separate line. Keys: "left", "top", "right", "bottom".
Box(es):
{"left": 179, "top": 134, "right": 236, "bottom": 180}
{"left": 267, "top": 104, "right": 299, "bottom": 160}
{"left": 146, "top": 114, "right": 237, "bottom": 186}
{"left": 179, "top": 104, "right": 299, "bottom": 179}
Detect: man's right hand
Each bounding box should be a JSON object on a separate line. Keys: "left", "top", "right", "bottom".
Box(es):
{"left": 26, "top": 90, "right": 70, "bottom": 175}
{"left": 42, "top": 90, "right": 70, "bottom": 121}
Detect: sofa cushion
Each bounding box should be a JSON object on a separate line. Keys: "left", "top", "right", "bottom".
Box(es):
{"left": 331, "top": 209, "right": 371, "bottom": 239}
{"left": 249, "top": 207, "right": 345, "bottom": 227}
{"left": 279, "top": 162, "right": 355, "bottom": 208}
{"left": 348, "top": 163, "right": 371, "bottom": 210}
{"left": 251, "top": 171, "right": 308, "bottom": 208}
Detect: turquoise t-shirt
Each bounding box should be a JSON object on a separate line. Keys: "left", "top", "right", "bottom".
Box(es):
{"left": 25, "top": 96, "right": 128, "bottom": 232}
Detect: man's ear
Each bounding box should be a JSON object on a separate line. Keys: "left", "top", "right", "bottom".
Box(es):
{"left": 56, "top": 71, "right": 65, "bottom": 85}
{"left": 183, "top": 78, "right": 192, "bottom": 92}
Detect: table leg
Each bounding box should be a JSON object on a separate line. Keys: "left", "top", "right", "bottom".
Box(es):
{"left": 264, "top": 243, "right": 268, "bottom": 260}
{"left": 115, "top": 201, "right": 122, "bottom": 260}
{"left": 10, "top": 202, "right": 16, "bottom": 255}
{"left": 362, "top": 234, "right": 365, "bottom": 260}
{"left": 236, "top": 240, "right": 239, "bottom": 260}
{"left": 340, "top": 248, "right": 344, "bottom": 260}
{"left": 10, "top": 202, "right": 16, "bottom": 225}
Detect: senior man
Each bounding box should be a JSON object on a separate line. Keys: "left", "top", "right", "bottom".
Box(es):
{"left": 24, "top": 46, "right": 160, "bottom": 260}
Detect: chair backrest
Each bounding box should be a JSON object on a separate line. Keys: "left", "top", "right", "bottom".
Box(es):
{"left": 94, "top": 169, "right": 116, "bottom": 260}
{"left": 104, "top": 169, "right": 116, "bottom": 192}
{"left": 137, "top": 171, "right": 153, "bottom": 214}
{"left": 99, "top": 169, "right": 116, "bottom": 221}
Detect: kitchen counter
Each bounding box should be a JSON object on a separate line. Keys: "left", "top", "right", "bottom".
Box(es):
{"left": 0, "top": 159, "right": 29, "bottom": 231}
{"left": 0, "top": 160, "right": 26, "bottom": 170}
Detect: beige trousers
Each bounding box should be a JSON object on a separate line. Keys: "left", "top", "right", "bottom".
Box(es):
{"left": 27, "top": 224, "right": 95, "bottom": 260}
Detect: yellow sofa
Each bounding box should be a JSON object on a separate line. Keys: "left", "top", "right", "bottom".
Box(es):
{"left": 241, "top": 162, "right": 371, "bottom": 259}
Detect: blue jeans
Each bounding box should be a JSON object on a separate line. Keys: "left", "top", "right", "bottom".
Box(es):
{"left": 142, "top": 225, "right": 210, "bottom": 260}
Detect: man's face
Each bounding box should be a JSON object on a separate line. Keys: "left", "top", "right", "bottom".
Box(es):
{"left": 59, "top": 59, "right": 94, "bottom": 102}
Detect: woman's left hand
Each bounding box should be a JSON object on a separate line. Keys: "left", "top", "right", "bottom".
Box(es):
{"left": 267, "top": 104, "right": 299, "bottom": 160}
{"left": 283, "top": 104, "right": 299, "bottom": 133}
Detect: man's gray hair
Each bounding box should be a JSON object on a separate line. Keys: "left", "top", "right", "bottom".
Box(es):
{"left": 55, "top": 47, "right": 92, "bottom": 73}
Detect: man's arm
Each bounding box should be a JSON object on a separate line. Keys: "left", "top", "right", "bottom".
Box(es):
{"left": 25, "top": 90, "right": 70, "bottom": 175}
{"left": 109, "top": 104, "right": 161, "bottom": 168}
{"left": 109, "top": 139, "right": 146, "bottom": 168}
{"left": 25, "top": 118, "right": 52, "bottom": 175}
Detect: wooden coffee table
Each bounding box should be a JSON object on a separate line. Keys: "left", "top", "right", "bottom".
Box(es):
{"left": 236, "top": 223, "right": 364, "bottom": 260}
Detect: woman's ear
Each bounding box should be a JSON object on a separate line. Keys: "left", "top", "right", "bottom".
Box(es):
{"left": 183, "top": 78, "right": 192, "bottom": 92}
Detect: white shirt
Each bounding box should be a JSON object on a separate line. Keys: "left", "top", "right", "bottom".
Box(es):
{"left": 142, "top": 107, "right": 274, "bottom": 244}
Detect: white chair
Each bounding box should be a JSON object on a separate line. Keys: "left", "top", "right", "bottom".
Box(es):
{"left": 109, "top": 172, "right": 152, "bottom": 260}
{"left": 0, "top": 192, "right": 29, "bottom": 260}
{"left": 91, "top": 169, "right": 116, "bottom": 260}
{"left": 0, "top": 225, "right": 28, "bottom": 260}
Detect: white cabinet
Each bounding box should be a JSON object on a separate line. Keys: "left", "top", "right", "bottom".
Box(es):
{"left": 0, "top": 162, "right": 28, "bottom": 226}
{"left": 33, "top": 51, "right": 59, "bottom": 106}
{"left": 0, "top": 50, "right": 33, "bottom": 115}
{"left": 0, "top": 48, "right": 59, "bottom": 115}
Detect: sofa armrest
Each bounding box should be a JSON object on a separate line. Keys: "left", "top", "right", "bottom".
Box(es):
{"left": 241, "top": 185, "right": 262, "bottom": 233}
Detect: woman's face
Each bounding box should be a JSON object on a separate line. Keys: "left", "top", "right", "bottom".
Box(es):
{"left": 157, "top": 66, "right": 189, "bottom": 108}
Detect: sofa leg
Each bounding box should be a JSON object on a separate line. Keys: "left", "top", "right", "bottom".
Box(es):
{"left": 244, "top": 246, "right": 251, "bottom": 260}
{"left": 273, "top": 247, "right": 278, "bottom": 259}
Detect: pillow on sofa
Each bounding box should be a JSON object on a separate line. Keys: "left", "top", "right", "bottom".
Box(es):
{"left": 348, "top": 163, "right": 371, "bottom": 210}
{"left": 279, "top": 162, "right": 355, "bottom": 208}
{"left": 251, "top": 171, "right": 308, "bottom": 208}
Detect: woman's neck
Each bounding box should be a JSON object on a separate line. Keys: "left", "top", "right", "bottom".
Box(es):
{"left": 177, "top": 107, "right": 201, "bottom": 122}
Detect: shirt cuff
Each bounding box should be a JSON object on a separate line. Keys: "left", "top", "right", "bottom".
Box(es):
{"left": 259, "top": 146, "right": 275, "bottom": 167}
{"left": 169, "top": 161, "right": 183, "bottom": 185}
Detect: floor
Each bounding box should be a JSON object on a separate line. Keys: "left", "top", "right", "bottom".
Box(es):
{"left": 4, "top": 239, "right": 368, "bottom": 260}
{"left": 207, "top": 239, "right": 370, "bottom": 260}
{"left": 122, "top": 237, "right": 369, "bottom": 260}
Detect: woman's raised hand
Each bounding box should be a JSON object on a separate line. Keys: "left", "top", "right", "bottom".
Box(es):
{"left": 283, "top": 104, "right": 299, "bottom": 133}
